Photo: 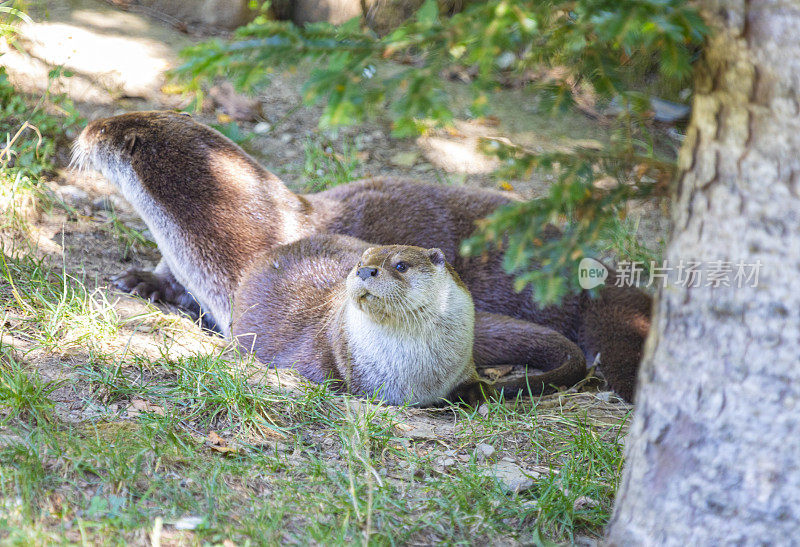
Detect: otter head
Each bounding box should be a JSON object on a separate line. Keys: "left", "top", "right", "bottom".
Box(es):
{"left": 345, "top": 245, "right": 462, "bottom": 325}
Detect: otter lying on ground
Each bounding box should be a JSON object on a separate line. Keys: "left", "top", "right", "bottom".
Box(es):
{"left": 72, "top": 110, "right": 651, "bottom": 401}
{"left": 233, "top": 235, "right": 587, "bottom": 405}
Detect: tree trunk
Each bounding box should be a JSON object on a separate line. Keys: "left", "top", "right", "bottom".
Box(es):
{"left": 607, "top": 0, "right": 800, "bottom": 543}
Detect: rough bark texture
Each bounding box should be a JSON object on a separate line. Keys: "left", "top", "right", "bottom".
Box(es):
{"left": 607, "top": 0, "right": 800, "bottom": 543}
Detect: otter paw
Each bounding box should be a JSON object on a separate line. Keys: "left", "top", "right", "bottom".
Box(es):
{"left": 111, "top": 269, "right": 181, "bottom": 303}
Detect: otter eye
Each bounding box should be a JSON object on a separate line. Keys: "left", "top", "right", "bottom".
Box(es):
{"left": 395, "top": 262, "right": 407, "bottom": 273}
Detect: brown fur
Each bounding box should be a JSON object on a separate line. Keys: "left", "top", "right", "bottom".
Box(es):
{"left": 75, "top": 111, "right": 652, "bottom": 401}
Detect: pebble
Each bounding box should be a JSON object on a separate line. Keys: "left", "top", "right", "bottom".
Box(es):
{"left": 254, "top": 121, "right": 272, "bottom": 134}
{"left": 474, "top": 443, "right": 496, "bottom": 461}
{"left": 489, "top": 461, "right": 539, "bottom": 494}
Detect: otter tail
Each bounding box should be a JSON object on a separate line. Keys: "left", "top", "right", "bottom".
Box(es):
{"left": 473, "top": 312, "right": 588, "bottom": 397}
{"left": 577, "top": 284, "right": 653, "bottom": 402}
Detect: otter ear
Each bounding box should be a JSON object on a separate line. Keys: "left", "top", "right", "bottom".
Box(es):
{"left": 124, "top": 133, "right": 139, "bottom": 155}
{"left": 428, "top": 248, "right": 445, "bottom": 266}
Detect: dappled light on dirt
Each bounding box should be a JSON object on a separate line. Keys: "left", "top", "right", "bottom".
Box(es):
{"left": 0, "top": 1, "right": 186, "bottom": 103}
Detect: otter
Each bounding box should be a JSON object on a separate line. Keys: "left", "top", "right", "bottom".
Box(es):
{"left": 72, "top": 110, "right": 651, "bottom": 401}
{"left": 232, "top": 235, "right": 587, "bottom": 405}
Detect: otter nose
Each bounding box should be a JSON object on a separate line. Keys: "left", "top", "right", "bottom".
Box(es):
{"left": 356, "top": 267, "right": 379, "bottom": 281}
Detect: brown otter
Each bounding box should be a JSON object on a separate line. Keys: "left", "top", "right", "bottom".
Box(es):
{"left": 232, "top": 235, "right": 587, "bottom": 405}
{"left": 72, "top": 110, "right": 651, "bottom": 401}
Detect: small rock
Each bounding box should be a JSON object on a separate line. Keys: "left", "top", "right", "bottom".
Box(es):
{"left": 477, "top": 404, "right": 489, "bottom": 418}
{"left": 395, "top": 422, "right": 438, "bottom": 440}
{"left": 254, "top": 121, "right": 272, "bottom": 134}
{"left": 490, "top": 461, "right": 539, "bottom": 494}
{"left": 573, "top": 495, "right": 600, "bottom": 511}
{"left": 280, "top": 133, "right": 293, "bottom": 144}
{"left": 474, "top": 443, "right": 496, "bottom": 461}
{"left": 173, "top": 516, "right": 203, "bottom": 530}
{"left": 390, "top": 151, "right": 419, "bottom": 168}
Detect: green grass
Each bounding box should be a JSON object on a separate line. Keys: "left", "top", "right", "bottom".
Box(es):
{"left": 302, "top": 136, "right": 361, "bottom": 192}
{"left": 0, "top": 345, "right": 58, "bottom": 426}
{"left": 0, "top": 262, "right": 630, "bottom": 543}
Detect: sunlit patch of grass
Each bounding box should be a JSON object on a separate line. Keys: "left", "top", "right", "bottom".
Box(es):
{"left": 0, "top": 249, "right": 121, "bottom": 351}
{"left": 5, "top": 337, "right": 632, "bottom": 544}
{"left": 0, "top": 344, "right": 58, "bottom": 426}
{"left": 530, "top": 413, "right": 627, "bottom": 541}
{"left": 452, "top": 393, "right": 630, "bottom": 541}
{"left": 302, "top": 136, "right": 360, "bottom": 192}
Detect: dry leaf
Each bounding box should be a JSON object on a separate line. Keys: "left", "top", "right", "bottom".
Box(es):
{"left": 207, "top": 431, "right": 238, "bottom": 454}
{"left": 127, "top": 398, "right": 165, "bottom": 416}
{"left": 483, "top": 365, "right": 514, "bottom": 379}
{"left": 498, "top": 181, "right": 515, "bottom": 192}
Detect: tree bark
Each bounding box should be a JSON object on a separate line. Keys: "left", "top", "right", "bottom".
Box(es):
{"left": 607, "top": 0, "right": 800, "bottom": 543}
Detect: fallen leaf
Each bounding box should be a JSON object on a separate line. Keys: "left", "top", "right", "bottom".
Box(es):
{"left": 483, "top": 365, "right": 513, "bottom": 379}
{"left": 207, "top": 431, "right": 238, "bottom": 454}
{"left": 127, "top": 398, "right": 165, "bottom": 416}
{"left": 499, "top": 181, "right": 515, "bottom": 192}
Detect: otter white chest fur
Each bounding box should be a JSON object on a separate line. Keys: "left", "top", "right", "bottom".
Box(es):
{"left": 335, "top": 245, "right": 476, "bottom": 405}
